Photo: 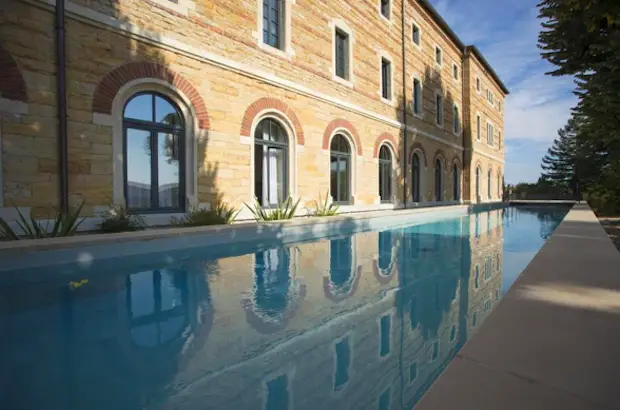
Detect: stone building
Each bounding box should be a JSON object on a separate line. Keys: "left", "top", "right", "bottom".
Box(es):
{"left": 0, "top": 0, "right": 508, "bottom": 224}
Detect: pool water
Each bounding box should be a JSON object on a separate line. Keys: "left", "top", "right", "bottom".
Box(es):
{"left": 0, "top": 206, "right": 568, "bottom": 410}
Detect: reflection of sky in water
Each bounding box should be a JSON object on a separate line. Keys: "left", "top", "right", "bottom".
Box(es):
{"left": 0, "top": 206, "right": 568, "bottom": 410}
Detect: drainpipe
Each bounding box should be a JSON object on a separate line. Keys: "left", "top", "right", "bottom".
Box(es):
{"left": 401, "top": 0, "right": 408, "bottom": 209}
{"left": 56, "top": 0, "right": 69, "bottom": 213}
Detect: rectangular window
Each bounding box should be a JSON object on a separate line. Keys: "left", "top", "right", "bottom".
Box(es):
{"left": 380, "top": 0, "right": 390, "bottom": 19}
{"left": 263, "top": 0, "right": 282, "bottom": 49}
{"left": 335, "top": 29, "right": 349, "bottom": 80}
{"left": 266, "top": 374, "right": 289, "bottom": 410}
{"left": 498, "top": 131, "right": 502, "bottom": 149}
{"left": 413, "top": 78, "right": 422, "bottom": 115}
{"left": 453, "top": 64, "right": 459, "bottom": 80}
{"left": 476, "top": 77, "right": 481, "bottom": 92}
{"left": 379, "top": 388, "right": 390, "bottom": 410}
{"left": 453, "top": 106, "right": 459, "bottom": 133}
{"left": 409, "top": 362, "right": 418, "bottom": 383}
{"left": 476, "top": 115, "right": 481, "bottom": 140}
{"left": 380, "top": 314, "right": 391, "bottom": 357}
{"left": 381, "top": 58, "right": 391, "bottom": 100}
{"left": 431, "top": 340, "right": 440, "bottom": 361}
{"left": 412, "top": 23, "right": 420, "bottom": 45}
{"left": 435, "top": 46, "right": 442, "bottom": 65}
{"left": 436, "top": 93, "right": 444, "bottom": 126}
{"left": 487, "top": 123, "right": 494, "bottom": 145}
{"left": 498, "top": 101, "right": 502, "bottom": 112}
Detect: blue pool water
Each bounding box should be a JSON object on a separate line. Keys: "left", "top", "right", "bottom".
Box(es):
{"left": 0, "top": 206, "right": 568, "bottom": 410}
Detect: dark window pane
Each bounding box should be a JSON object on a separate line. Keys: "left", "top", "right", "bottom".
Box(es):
{"left": 412, "top": 25, "right": 420, "bottom": 44}
{"left": 330, "top": 155, "right": 339, "bottom": 201}
{"left": 157, "top": 132, "right": 181, "bottom": 208}
{"left": 381, "top": 59, "right": 391, "bottom": 99}
{"left": 379, "top": 388, "right": 390, "bottom": 410}
{"left": 124, "top": 94, "right": 153, "bottom": 122}
{"left": 126, "top": 128, "right": 152, "bottom": 209}
{"left": 380, "top": 314, "right": 391, "bottom": 356}
{"left": 378, "top": 231, "right": 392, "bottom": 271}
{"left": 263, "top": 0, "right": 281, "bottom": 49}
{"left": 255, "top": 144, "right": 264, "bottom": 204}
{"left": 335, "top": 30, "right": 348, "bottom": 79}
{"left": 380, "top": 0, "right": 390, "bottom": 17}
{"left": 334, "top": 337, "right": 350, "bottom": 390}
{"left": 266, "top": 374, "right": 289, "bottom": 410}
{"left": 254, "top": 249, "right": 291, "bottom": 320}
{"left": 338, "top": 157, "right": 349, "bottom": 201}
{"left": 409, "top": 362, "right": 417, "bottom": 382}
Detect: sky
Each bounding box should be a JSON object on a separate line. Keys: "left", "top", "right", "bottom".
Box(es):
{"left": 428, "top": 0, "right": 577, "bottom": 184}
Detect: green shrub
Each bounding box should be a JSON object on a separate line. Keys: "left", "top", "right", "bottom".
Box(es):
{"left": 245, "top": 196, "right": 300, "bottom": 221}
{"left": 171, "top": 202, "right": 239, "bottom": 227}
{"left": 99, "top": 205, "right": 146, "bottom": 233}
{"left": 310, "top": 191, "right": 339, "bottom": 217}
{"left": 0, "top": 202, "right": 85, "bottom": 241}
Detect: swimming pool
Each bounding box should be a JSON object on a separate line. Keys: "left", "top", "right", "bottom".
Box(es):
{"left": 0, "top": 205, "right": 569, "bottom": 410}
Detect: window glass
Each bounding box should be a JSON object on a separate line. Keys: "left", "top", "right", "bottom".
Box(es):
{"left": 436, "top": 94, "right": 443, "bottom": 125}
{"left": 125, "top": 94, "right": 153, "bottom": 122}
{"left": 381, "top": 59, "right": 391, "bottom": 100}
{"left": 335, "top": 29, "right": 349, "bottom": 80}
{"left": 330, "top": 135, "right": 351, "bottom": 203}
{"left": 379, "top": 146, "right": 392, "bottom": 202}
{"left": 380, "top": 314, "right": 391, "bottom": 356}
{"left": 334, "top": 337, "right": 350, "bottom": 391}
{"left": 263, "top": 0, "right": 282, "bottom": 49}
{"left": 126, "top": 129, "right": 152, "bottom": 210}
{"left": 412, "top": 24, "right": 420, "bottom": 45}
{"left": 380, "top": 0, "right": 390, "bottom": 18}
{"left": 413, "top": 79, "right": 422, "bottom": 114}
{"left": 266, "top": 374, "right": 289, "bottom": 410}
{"left": 435, "top": 47, "right": 442, "bottom": 65}
{"left": 254, "top": 119, "right": 288, "bottom": 206}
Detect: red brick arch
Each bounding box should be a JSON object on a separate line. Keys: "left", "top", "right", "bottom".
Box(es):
{"left": 452, "top": 155, "right": 463, "bottom": 170}
{"left": 240, "top": 97, "right": 305, "bottom": 145}
{"left": 408, "top": 141, "right": 428, "bottom": 166}
{"left": 322, "top": 119, "right": 363, "bottom": 156}
{"left": 373, "top": 132, "right": 398, "bottom": 158}
{"left": 433, "top": 149, "right": 447, "bottom": 167}
{"left": 92, "top": 61, "right": 210, "bottom": 130}
{"left": 0, "top": 45, "right": 27, "bottom": 102}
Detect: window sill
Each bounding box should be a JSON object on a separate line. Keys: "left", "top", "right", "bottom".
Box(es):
{"left": 380, "top": 97, "right": 396, "bottom": 107}
{"left": 412, "top": 42, "right": 422, "bottom": 51}
{"left": 333, "top": 75, "right": 354, "bottom": 88}
{"left": 435, "top": 63, "right": 443, "bottom": 70}
{"left": 258, "top": 42, "right": 294, "bottom": 61}
{"left": 379, "top": 14, "right": 393, "bottom": 25}
{"left": 412, "top": 112, "right": 424, "bottom": 120}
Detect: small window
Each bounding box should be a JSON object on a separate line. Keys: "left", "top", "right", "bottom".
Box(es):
{"left": 431, "top": 340, "right": 440, "bottom": 361}
{"left": 476, "top": 115, "right": 481, "bottom": 141}
{"left": 453, "top": 105, "right": 460, "bottom": 134}
{"left": 452, "top": 63, "right": 459, "bottom": 80}
{"left": 435, "top": 93, "right": 444, "bottom": 126}
{"left": 263, "top": 0, "right": 283, "bottom": 49}
{"left": 380, "top": 0, "right": 390, "bottom": 19}
{"left": 412, "top": 23, "right": 420, "bottom": 45}
{"left": 265, "top": 374, "right": 290, "bottom": 410}
{"left": 330, "top": 135, "right": 352, "bottom": 203}
{"left": 409, "top": 362, "right": 418, "bottom": 384}
{"left": 413, "top": 78, "right": 422, "bottom": 115}
{"left": 498, "top": 100, "right": 502, "bottom": 112}
{"left": 435, "top": 46, "right": 443, "bottom": 65}
{"left": 474, "top": 265, "right": 480, "bottom": 289}
{"left": 498, "top": 131, "right": 502, "bottom": 149}
{"left": 379, "top": 388, "right": 390, "bottom": 410}
{"left": 381, "top": 58, "right": 392, "bottom": 100}
{"left": 335, "top": 29, "right": 350, "bottom": 80}
{"left": 449, "top": 325, "right": 456, "bottom": 342}
{"left": 334, "top": 337, "right": 350, "bottom": 391}
{"left": 487, "top": 123, "right": 494, "bottom": 145}
{"left": 379, "top": 314, "right": 391, "bottom": 357}
{"left": 476, "top": 77, "right": 481, "bottom": 92}
{"left": 472, "top": 312, "right": 478, "bottom": 327}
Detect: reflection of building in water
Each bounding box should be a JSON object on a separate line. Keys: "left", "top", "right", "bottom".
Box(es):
{"left": 0, "top": 211, "right": 504, "bottom": 410}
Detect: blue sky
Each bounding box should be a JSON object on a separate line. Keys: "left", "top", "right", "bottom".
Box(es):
{"left": 428, "top": 0, "right": 577, "bottom": 184}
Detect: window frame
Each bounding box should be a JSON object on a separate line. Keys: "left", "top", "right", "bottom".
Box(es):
{"left": 475, "top": 76, "right": 481, "bottom": 94}
{"left": 122, "top": 91, "right": 187, "bottom": 214}
{"left": 452, "top": 103, "right": 460, "bottom": 135}
{"left": 257, "top": 0, "right": 294, "bottom": 59}
{"left": 488, "top": 168, "right": 493, "bottom": 199}
{"left": 411, "top": 151, "right": 423, "bottom": 203}
{"left": 380, "top": 56, "right": 393, "bottom": 103}
{"left": 452, "top": 63, "right": 459, "bottom": 82}
{"left": 330, "top": 20, "right": 355, "bottom": 87}
{"left": 379, "top": 0, "right": 392, "bottom": 22}
{"left": 412, "top": 74, "right": 423, "bottom": 118}
{"left": 253, "top": 118, "right": 290, "bottom": 208}
{"left": 330, "top": 134, "right": 353, "bottom": 205}
{"left": 487, "top": 121, "right": 494, "bottom": 146}
{"left": 411, "top": 20, "right": 422, "bottom": 49}
{"left": 378, "top": 144, "right": 394, "bottom": 203}
{"left": 476, "top": 113, "right": 481, "bottom": 141}
{"left": 434, "top": 45, "right": 443, "bottom": 67}
{"left": 435, "top": 90, "right": 444, "bottom": 127}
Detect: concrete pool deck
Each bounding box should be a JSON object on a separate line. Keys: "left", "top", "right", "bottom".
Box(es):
{"left": 416, "top": 203, "right": 620, "bottom": 410}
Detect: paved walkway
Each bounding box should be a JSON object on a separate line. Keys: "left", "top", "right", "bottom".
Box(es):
{"left": 417, "top": 203, "right": 620, "bottom": 410}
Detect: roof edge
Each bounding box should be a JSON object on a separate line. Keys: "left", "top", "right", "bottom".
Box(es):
{"left": 415, "top": 0, "right": 510, "bottom": 95}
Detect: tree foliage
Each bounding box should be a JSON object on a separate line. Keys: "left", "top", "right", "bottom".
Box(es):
{"left": 537, "top": 0, "right": 620, "bottom": 214}
{"left": 541, "top": 119, "right": 578, "bottom": 193}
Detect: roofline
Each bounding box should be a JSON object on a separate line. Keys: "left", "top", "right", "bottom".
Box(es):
{"left": 415, "top": 0, "right": 510, "bottom": 95}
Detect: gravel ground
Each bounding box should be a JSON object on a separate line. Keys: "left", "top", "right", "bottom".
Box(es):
{"left": 599, "top": 218, "right": 620, "bottom": 252}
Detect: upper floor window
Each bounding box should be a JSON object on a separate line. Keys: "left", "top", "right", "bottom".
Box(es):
{"left": 476, "top": 115, "right": 481, "bottom": 141}
{"left": 476, "top": 77, "right": 481, "bottom": 93}
{"left": 381, "top": 58, "right": 392, "bottom": 100}
{"left": 334, "top": 337, "right": 351, "bottom": 391}
{"left": 435, "top": 93, "right": 444, "bottom": 126}
{"left": 453, "top": 105, "right": 460, "bottom": 134}
{"left": 263, "top": 0, "right": 283, "bottom": 49}
{"left": 335, "top": 29, "right": 350, "bottom": 80}
{"left": 330, "top": 135, "right": 352, "bottom": 203}
{"left": 412, "top": 22, "right": 421, "bottom": 46}
{"left": 413, "top": 78, "right": 422, "bottom": 115}
{"left": 380, "top": 0, "right": 391, "bottom": 19}
{"left": 487, "top": 122, "right": 494, "bottom": 146}
{"left": 380, "top": 314, "right": 391, "bottom": 357}
{"left": 452, "top": 63, "right": 459, "bottom": 80}
{"left": 123, "top": 92, "right": 185, "bottom": 212}
{"left": 435, "top": 46, "right": 443, "bottom": 66}
{"left": 486, "top": 89, "right": 495, "bottom": 105}
{"left": 498, "top": 131, "right": 502, "bottom": 149}
{"left": 498, "top": 100, "right": 502, "bottom": 112}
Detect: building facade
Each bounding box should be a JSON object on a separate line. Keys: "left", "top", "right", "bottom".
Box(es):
{"left": 0, "top": 0, "right": 508, "bottom": 224}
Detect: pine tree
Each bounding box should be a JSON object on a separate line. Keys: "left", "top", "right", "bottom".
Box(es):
{"left": 541, "top": 120, "right": 578, "bottom": 194}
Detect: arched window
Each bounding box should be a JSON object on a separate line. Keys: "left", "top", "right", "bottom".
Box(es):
{"left": 452, "top": 163, "right": 460, "bottom": 201}
{"left": 254, "top": 118, "right": 289, "bottom": 207}
{"left": 378, "top": 230, "right": 393, "bottom": 273}
{"left": 254, "top": 248, "right": 292, "bottom": 321}
{"left": 127, "top": 269, "right": 189, "bottom": 347}
{"left": 378, "top": 146, "right": 392, "bottom": 203}
{"left": 498, "top": 173, "right": 502, "bottom": 199}
{"left": 435, "top": 159, "right": 443, "bottom": 201}
{"left": 329, "top": 238, "right": 355, "bottom": 295}
{"left": 475, "top": 166, "right": 481, "bottom": 201}
{"left": 123, "top": 92, "right": 185, "bottom": 212}
{"left": 411, "top": 153, "right": 421, "bottom": 202}
{"left": 330, "top": 135, "right": 352, "bottom": 203}
{"left": 487, "top": 169, "right": 492, "bottom": 199}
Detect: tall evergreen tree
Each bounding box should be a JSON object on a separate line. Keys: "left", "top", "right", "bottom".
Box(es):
{"left": 541, "top": 120, "right": 578, "bottom": 193}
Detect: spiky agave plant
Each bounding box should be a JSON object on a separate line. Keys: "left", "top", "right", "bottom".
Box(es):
{"left": 244, "top": 196, "right": 301, "bottom": 221}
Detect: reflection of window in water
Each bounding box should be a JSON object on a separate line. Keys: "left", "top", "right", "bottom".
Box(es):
{"left": 474, "top": 265, "right": 480, "bottom": 289}
{"left": 409, "top": 297, "right": 417, "bottom": 329}
{"left": 265, "top": 374, "right": 289, "bottom": 410}
{"left": 128, "top": 269, "right": 188, "bottom": 347}
{"left": 484, "top": 298, "right": 492, "bottom": 312}
{"left": 496, "top": 254, "right": 501, "bottom": 270}
{"left": 334, "top": 337, "right": 350, "bottom": 391}
{"left": 254, "top": 248, "right": 292, "bottom": 321}
{"left": 378, "top": 387, "right": 391, "bottom": 410}
{"left": 431, "top": 340, "right": 440, "bottom": 361}
{"left": 496, "top": 288, "right": 500, "bottom": 300}
{"left": 380, "top": 314, "right": 391, "bottom": 357}
{"left": 378, "top": 231, "right": 393, "bottom": 272}
{"left": 449, "top": 325, "right": 456, "bottom": 342}
{"left": 484, "top": 257, "right": 492, "bottom": 280}
{"left": 330, "top": 238, "right": 355, "bottom": 294}
{"left": 472, "top": 312, "right": 478, "bottom": 327}
{"left": 475, "top": 214, "right": 480, "bottom": 239}
{"left": 409, "top": 362, "right": 418, "bottom": 384}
